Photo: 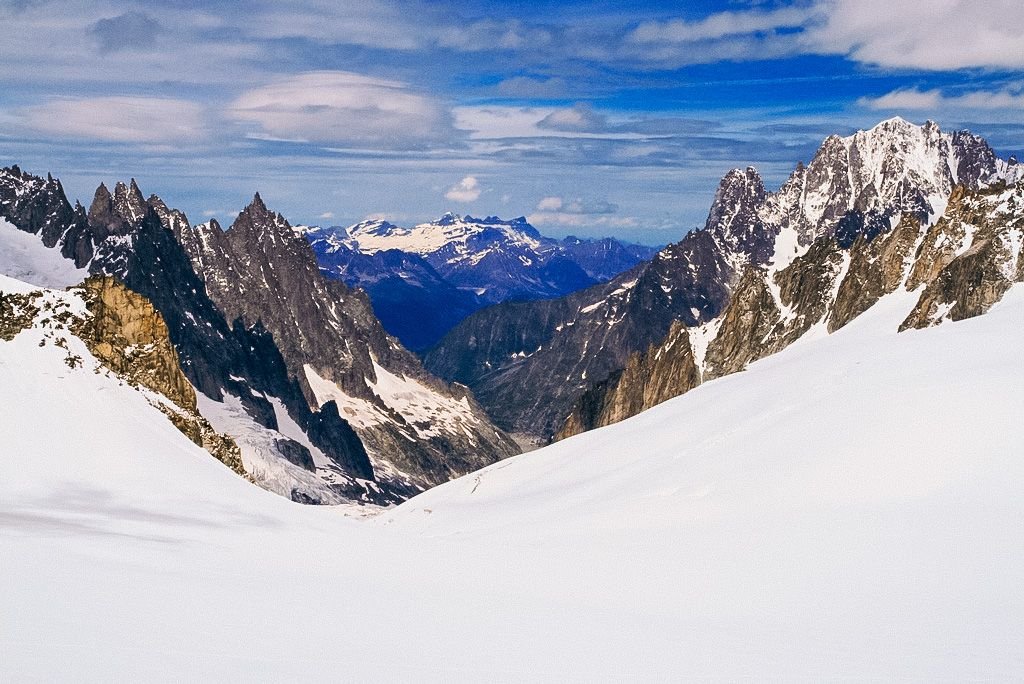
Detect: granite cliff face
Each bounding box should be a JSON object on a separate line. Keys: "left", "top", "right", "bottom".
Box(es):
{"left": 72, "top": 274, "right": 197, "bottom": 412}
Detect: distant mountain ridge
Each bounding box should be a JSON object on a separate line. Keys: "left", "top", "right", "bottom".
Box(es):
{"left": 304, "top": 213, "right": 658, "bottom": 350}
{"left": 425, "top": 117, "right": 1023, "bottom": 442}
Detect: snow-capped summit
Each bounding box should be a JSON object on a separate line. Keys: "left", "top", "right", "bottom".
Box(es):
{"left": 305, "top": 212, "right": 657, "bottom": 350}
{"left": 425, "top": 118, "right": 1017, "bottom": 442}
{"left": 340, "top": 212, "right": 544, "bottom": 257}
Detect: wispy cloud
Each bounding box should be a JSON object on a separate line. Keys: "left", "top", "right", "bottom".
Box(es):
{"left": 229, "top": 71, "right": 453, "bottom": 148}
{"left": 535, "top": 196, "right": 617, "bottom": 214}
{"left": 445, "top": 176, "right": 481, "bottom": 203}
{"left": 20, "top": 96, "right": 207, "bottom": 144}
{"left": 860, "top": 86, "right": 1024, "bottom": 112}
{"left": 629, "top": 8, "right": 809, "bottom": 44}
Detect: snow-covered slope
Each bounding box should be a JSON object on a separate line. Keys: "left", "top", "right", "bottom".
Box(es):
{"left": 3, "top": 280, "right": 1022, "bottom": 680}
{"left": 0, "top": 217, "right": 86, "bottom": 288}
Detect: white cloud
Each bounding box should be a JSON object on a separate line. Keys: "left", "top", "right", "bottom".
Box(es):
{"left": 454, "top": 106, "right": 646, "bottom": 141}
{"left": 535, "top": 196, "right": 618, "bottom": 214}
{"left": 445, "top": 176, "right": 481, "bottom": 203}
{"left": 536, "top": 196, "right": 563, "bottom": 211}
{"left": 319, "top": 212, "right": 335, "bottom": 219}
{"left": 528, "top": 212, "right": 639, "bottom": 229}
{"left": 248, "top": 0, "right": 424, "bottom": 49}
{"left": 537, "top": 104, "right": 607, "bottom": 133}
{"left": 21, "top": 96, "right": 207, "bottom": 144}
{"left": 860, "top": 86, "right": 1024, "bottom": 111}
{"left": 621, "top": 0, "right": 1024, "bottom": 71}
{"left": 804, "top": 0, "right": 1024, "bottom": 70}
{"left": 230, "top": 71, "right": 450, "bottom": 147}
{"left": 629, "top": 8, "right": 809, "bottom": 44}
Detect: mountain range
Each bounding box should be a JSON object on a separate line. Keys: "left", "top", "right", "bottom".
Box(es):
{"left": 303, "top": 214, "right": 657, "bottom": 351}
{"left": 425, "top": 117, "right": 1024, "bottom": 442}
{"left": 2, "top": 116, "right": 1022, "bottom": 490}
{"left": 0, "top": 168, "right": 517, "bottom": 505}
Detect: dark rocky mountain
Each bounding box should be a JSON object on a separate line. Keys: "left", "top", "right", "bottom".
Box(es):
{"left": 561, "top": 177, "right": 1024, "bottom": 438}
{"left": 305, "top": 213, "right": 657, "bottom": 351}
{"left": 426, "top": 117, "right": 1014, "bottom": 443}
{"left": 178, "top": 196, "right": 517, "bottom": 485}
{"left": 0, "top": 166, "right": 516, "bottom": 504}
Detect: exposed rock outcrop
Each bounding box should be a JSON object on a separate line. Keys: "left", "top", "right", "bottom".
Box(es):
{"left": 901, "top": 181, "right": 1024, "bottom": 329}
{"left": 71, "top": 275, "right": 196, "bottom": 411}
{"left": 703, "top": 267, "right": 782, "bottom": 379}
{"left": 557, "top": 320, "right": 700, "bottom": 439}
{"left": 830, "top": 213, "right": 922, "bottom": 332}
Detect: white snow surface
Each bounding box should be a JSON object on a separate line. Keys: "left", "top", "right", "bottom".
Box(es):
{"left": 304, "top": 360, "right": 482, "bottom": 442}
{"left": 3, "top": 280, "right": 1024, "bottom": 680}
{"left": 0, "top": 217, "right": 87, "bottom": 288}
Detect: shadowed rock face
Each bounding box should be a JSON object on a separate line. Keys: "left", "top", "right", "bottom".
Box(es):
{"left": 830, "top": 213, "right": 922, "bottom": 332}
{"left": 557, "top": 320, "right": 700, "bottom": 439}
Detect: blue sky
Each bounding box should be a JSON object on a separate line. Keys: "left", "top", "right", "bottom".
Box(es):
{"left": 1, "top": 0, "right": 1022, "bottom": 244}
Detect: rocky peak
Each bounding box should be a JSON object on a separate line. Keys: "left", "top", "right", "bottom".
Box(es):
{"left": 704, "top": 166, "right": 774, "bottom": 263}
{"left": 87, "top": 182, "right": 131, "bottom": 240}
{"left": 113, "top": 179, "right": 148, "bottom": 224}
{"left": 232, "top": 193, "right": 290, "bottom": 240}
